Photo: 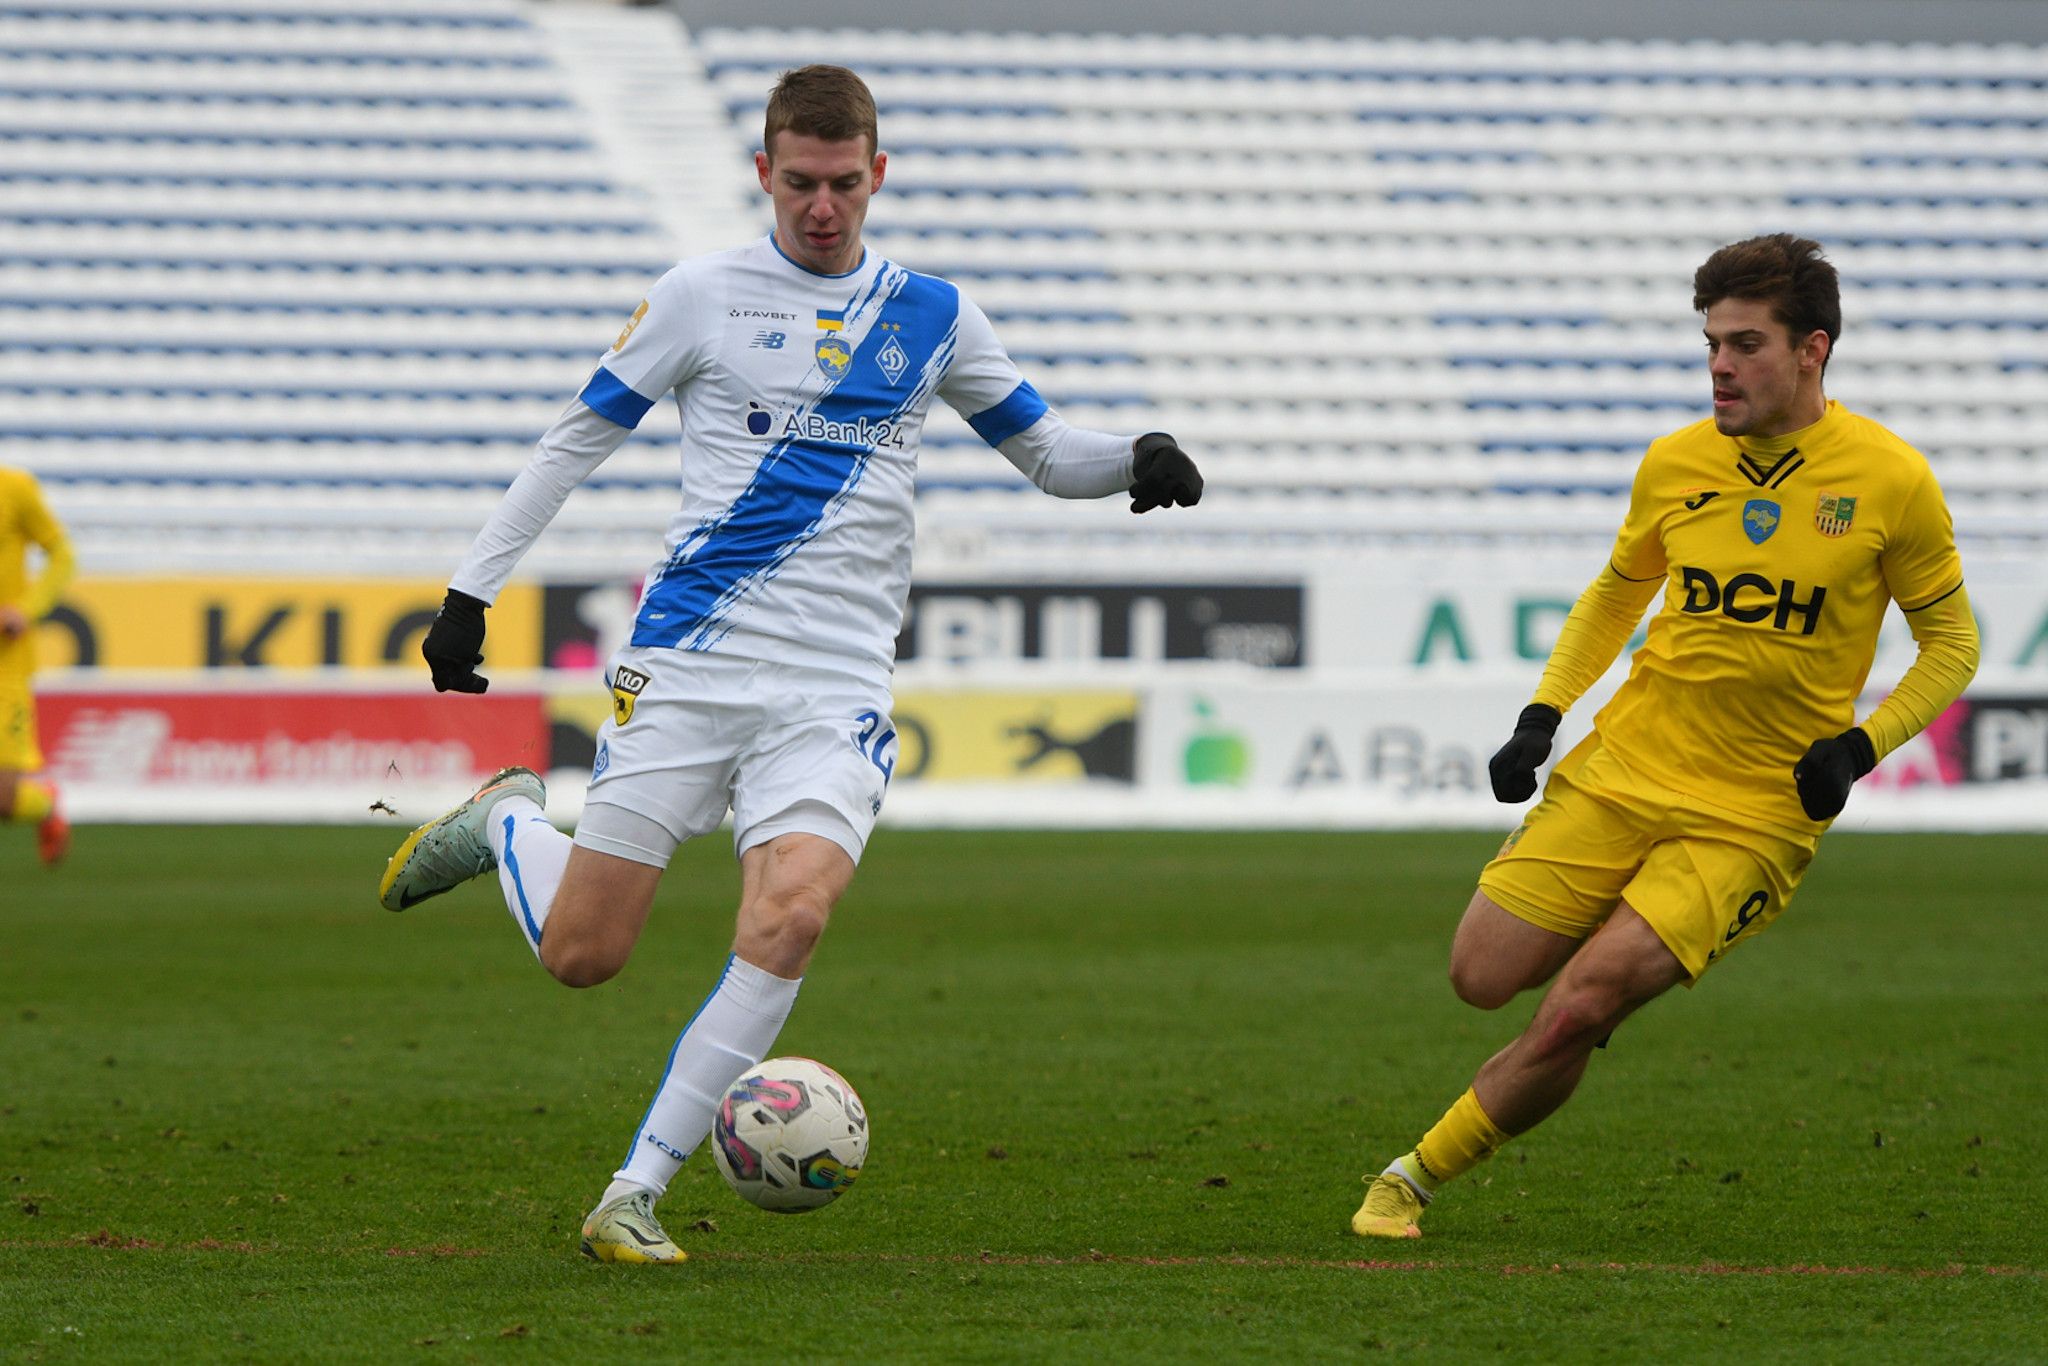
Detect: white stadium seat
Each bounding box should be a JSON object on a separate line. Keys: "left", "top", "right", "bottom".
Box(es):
{"left": 4, "top": 9, "right": 2045, "bottom": 572}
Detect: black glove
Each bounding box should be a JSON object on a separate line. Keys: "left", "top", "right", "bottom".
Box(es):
{"left": 1129, "top": 431, "right": 1203, "bottom": 513}
{"left": 1793, "top": 727, "right": 1875, "bottom": 821}
{"left": 1488, "top": 703, "right": 1562, "bottom": 803}
{"left": 421, "top": 588, "right": 490, "bottom": 694}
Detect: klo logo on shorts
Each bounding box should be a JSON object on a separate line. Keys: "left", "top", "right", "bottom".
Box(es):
{"left": 610, "top": 665, "right": 651, "bottom": 725}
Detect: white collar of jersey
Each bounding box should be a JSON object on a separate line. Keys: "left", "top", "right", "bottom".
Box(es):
{"left": 766, "top": 232, "right": 870, "bottom": 280}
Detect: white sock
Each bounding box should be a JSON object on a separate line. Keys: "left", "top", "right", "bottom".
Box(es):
{"left": 1385, "top": 1153, "right": 1436, "bottom": 1204}
{"left": 599, "top": 1175, "right": 656, "bottom": 1209}
{"left": 614, "top": 955, "right": 802, "bottom": 1196}
{"left": 485, "top": 796, "right": 569, "bottom": 959}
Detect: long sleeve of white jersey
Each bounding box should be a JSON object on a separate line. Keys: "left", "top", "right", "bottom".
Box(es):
{"left": 940, "top": 292, "right": 1136, "bottom": 498}
{"left": 999, "top": 413, "right": 1136, "bottom": 498}
{"left": 448, "top": 400, "right": 634, "bottom": 604}
{"left": 448, "top": 266, "right": 708, "bottom": 603}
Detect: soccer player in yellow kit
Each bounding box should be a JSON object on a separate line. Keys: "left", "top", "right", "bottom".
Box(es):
{"left": 0, "top": 464, "right": 76, "bottom": 866}
{"left": 1352, "top": 234, "right": 1981, "bottom": 1239}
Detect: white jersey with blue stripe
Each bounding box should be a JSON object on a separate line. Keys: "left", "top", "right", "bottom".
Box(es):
{"left": 450, "top": 235, "right": 1135, "bottom": 685}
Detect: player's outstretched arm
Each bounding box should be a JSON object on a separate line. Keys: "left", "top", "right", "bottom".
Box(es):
{"left": 1490, "top": 562, "right": 1661, "bottom": 801}
{"left": 943, "top": 292, "right": 1200, "bottom": 511}
{"left": 429, "top": 400, "right": 643, "bottom": 695}
{"left": 1128, "top": 432, "right": 1203, "bottom": 513}
{"left": 1791, "top": 584, "right": 1978, "bottom": 820}
{"left": 421, "top": 588, "right": 491, "bottom": 694}
{"left": 427, "top": 276, "right": 690, "bottom": 697}
{"left": 19, "top": 470, "right": 75, "bottom": 621}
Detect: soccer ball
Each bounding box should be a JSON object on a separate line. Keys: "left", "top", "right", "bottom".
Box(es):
{"left": 711, "top": 1057, "right": 868, "bottom": 1212}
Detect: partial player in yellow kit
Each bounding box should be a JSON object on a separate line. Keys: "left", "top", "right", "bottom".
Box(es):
{"left": 0, "top": 464, "right": 76, "bottom": 866}
{"left": 1351, "top": 234, "right": 1981, "bottom": 1239}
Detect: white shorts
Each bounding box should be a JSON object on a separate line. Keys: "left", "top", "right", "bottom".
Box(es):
{"left": 574, "top": 647, "right": 899, "bottom": 870}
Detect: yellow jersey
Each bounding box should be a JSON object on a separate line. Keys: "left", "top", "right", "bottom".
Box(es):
{"left": 1564, "top": 400, "right": 1964, "bottom": 831}
{"left": 0, "top": 465, "right": 75, "bottom": 683}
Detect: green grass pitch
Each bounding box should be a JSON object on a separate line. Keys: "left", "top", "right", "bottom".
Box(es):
{"left": 2, "top": 825, "right": 2043, "bottom": 1362}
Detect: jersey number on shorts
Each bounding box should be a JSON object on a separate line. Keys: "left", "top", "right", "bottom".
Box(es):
{"left": 853, "top": 710, "right": 897, "bottom": 785}
{"left": 1706, "top": 889, "right": 1771, "bottom": 967}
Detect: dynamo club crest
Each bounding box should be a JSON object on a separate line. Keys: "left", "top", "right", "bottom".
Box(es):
{"left": 1742, "top": 498, "right": 1780, "bottom": 545}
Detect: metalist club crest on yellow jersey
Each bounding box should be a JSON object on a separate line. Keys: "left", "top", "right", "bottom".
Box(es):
{"left": 610, "top": 665, "right": 651, "bottom": 725}
{"left": 1814, "top": 491, "right": 1858, "bottom": 538}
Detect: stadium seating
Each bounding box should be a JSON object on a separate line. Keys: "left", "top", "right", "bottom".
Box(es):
{"left": 6, "top": 6, "right": 2046, "bottom": 574}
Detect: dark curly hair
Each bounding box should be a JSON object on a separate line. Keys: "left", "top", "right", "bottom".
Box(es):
{"left": 1693, "top": 233, "right": 1841, "bottom": 361}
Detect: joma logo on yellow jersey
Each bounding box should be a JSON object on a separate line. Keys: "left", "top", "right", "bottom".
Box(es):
{"left": 1678, "top": 567, "right": 1826, "bottom": 635}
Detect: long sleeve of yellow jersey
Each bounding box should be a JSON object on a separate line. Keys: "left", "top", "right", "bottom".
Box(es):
{"left": 1529, "top": 563, "right": 1662, "bottom": 715}
{"left": 3, "top": 467, "right": 75, "bottom": 621}
{"left": 22, "top": 483, "right": 74, "bottom": 618}
{"left": 1859, "top": 585, "right": 1979, "bottom": 762}
{"left": 22, "top": 507, "right": 75, "bottom": 623}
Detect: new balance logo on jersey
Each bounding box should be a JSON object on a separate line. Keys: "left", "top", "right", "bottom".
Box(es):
{"left": 1679, "top": 567, "right": 1826, "bottom": 634}
{"left": 782, "top": 412, "right": 908, "bottom": 450}
{"left": 750, "top": 331, "right": 786, "bottom": 350}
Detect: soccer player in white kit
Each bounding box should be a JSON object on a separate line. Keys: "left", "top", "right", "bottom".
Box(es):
{"left": 376, "top": 65, "right": 1204, "bottom": 1262}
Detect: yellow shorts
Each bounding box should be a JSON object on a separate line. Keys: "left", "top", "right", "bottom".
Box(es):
{"left": 0, "top": 678, "right": 41, "bottom": 771}
{"left": 1478, "top": 734, "right": 1819, "bottom": 981}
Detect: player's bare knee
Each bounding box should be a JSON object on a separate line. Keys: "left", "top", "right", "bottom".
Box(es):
{"left": 763, "top": 891, "right": 832, "bottom": 955}
{"left": 1448, "top": 957, "right": 1519, "bottom": 1011}
{"left": 1533, "top": 987, "right": 1625, "bottom": 1059}
{"left": 738, "top": 885, "right": 833, "bottom": 967}
{"left": 539, "top": 935, "right": 626, "bottom": 989}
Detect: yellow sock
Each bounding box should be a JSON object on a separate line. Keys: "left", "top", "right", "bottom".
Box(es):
{"left": 7, "top": 779, "right": 54, "bottom": 825}
{"left": 1411, "top": 1087, "right": 1514, "bottom": 1192}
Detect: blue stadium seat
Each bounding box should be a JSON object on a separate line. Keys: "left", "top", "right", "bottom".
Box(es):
{"left": 3, "top": 9, "right": 2044, "bottom": 570}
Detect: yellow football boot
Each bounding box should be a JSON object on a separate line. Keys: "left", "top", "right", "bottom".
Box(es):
{"left": 1351, "top": 1170, "right": 1426, "bottom": 1240}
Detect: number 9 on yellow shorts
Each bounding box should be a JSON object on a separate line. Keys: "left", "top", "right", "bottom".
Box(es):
{"left": 1478, "top": 736, "right": 1820, "bottom": 981}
